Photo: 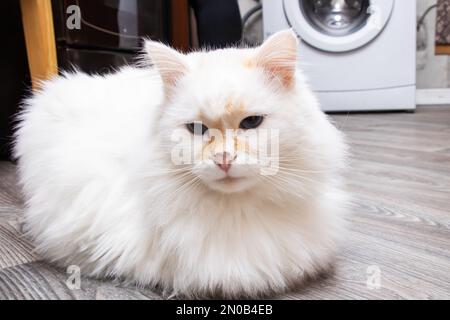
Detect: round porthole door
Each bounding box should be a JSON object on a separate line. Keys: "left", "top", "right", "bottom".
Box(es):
{"left": 283, "top": 0, "right": 395, "bottom": 52}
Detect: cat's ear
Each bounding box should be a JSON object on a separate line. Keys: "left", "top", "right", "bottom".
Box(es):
{"left": 144, "top": 40, "right": 188, "bottom": 91}
{"left": 255, "top": 29, "right": 298, "bottom": 89}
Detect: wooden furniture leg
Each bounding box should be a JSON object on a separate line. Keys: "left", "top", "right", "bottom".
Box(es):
{"left": 170, "top": 0, "right": 190, "bottom": 52}
{"left": 20, "top": 0, "right": 58, "bottom": 89}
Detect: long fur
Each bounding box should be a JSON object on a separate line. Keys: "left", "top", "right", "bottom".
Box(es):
{"left": 14, "top": 31, "right": 348, "bottom": 298}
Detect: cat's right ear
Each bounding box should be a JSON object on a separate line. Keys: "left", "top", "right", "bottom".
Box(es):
{"left": 254, "top": 29, "right": 298, "bottom": 89}
{"left": 144, "top": 40, "right": 188, "bottom": 92}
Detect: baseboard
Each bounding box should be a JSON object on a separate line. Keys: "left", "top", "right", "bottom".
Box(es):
{"left": 416, "top": 89, "right": 450, "bottom": 106}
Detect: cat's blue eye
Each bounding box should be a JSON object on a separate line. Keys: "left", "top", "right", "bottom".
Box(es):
{"left": 186, "top": 122, "right": 208, "bottom": 135}
{"left": 239, "top": 116, "right": 264, "bottom": 129}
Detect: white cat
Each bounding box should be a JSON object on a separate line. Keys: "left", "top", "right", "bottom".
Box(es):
{"left": 14, "top": 30, "right": 348, "bottom": 298}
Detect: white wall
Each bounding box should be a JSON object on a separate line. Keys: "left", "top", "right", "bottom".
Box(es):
{"left": 417, "top": 0, "right": 450, "bottom": 89}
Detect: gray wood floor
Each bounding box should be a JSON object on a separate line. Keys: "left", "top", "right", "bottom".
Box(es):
{"left": 0, "top": 106, "right": 449, "bottom": 300}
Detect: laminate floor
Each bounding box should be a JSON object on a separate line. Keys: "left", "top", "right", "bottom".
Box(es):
{"left": 0, "top": 107, "right": 449, "bottom": 300}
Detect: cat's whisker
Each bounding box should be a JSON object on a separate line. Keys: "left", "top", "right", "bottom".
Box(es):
{"left": 144, "top": 166, "right": 191, "bottom": 174}
{"left": 176, "top": 176, "right": 202, "bottom": 195}
{"left": 142, "top": 168, "right": 191, "bottom": 178}
{"left": 258, "top": 174, "right": 311, "bottom": 202}
{"left": 146, "top": 173, "right": 196, "bottom": 200}
{"left": 275, "top": 172, "right": 331, "bottom": 193}
{"left": 257, "top": 165, "right": 329, "bottom": 199}
{"left": 278, "top": 167, "right": 328, "bottom": 174}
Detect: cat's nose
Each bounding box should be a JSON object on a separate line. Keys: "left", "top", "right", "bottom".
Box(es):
{"left": 213, "top": 152, "right": 236, "bottom": 173}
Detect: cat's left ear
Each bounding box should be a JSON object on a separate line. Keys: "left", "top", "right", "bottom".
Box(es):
{"left": 144, "top": 40, "right": 188, "bottom": 92}
{"left": 255, "top": 29, "right": 298, "bottom": 89}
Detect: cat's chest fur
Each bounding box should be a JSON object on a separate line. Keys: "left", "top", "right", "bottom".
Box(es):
{"left": 116, "top": 185, "right": 340, "bottom": 295}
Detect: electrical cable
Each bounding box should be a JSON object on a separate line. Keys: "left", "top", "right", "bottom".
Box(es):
{"left": 241, "top": 1, "right": 262, "bottom": 44}
{"left": 242, "top": 3, "right": 262, "bottom": 28}
{"left": 417, "top": 4, "right": 437, "bottom": 31}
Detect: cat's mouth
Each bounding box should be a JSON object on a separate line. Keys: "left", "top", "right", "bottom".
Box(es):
{"left": 207, "top": 175, "right": 253, "bottom": 194}
{"left": 217, "top": 176, "right": 244, "bottom": 184}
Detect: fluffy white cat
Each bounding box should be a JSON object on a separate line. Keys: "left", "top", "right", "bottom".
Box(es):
{"left": 14, "top": 30, "right": 347, "bottom": 298}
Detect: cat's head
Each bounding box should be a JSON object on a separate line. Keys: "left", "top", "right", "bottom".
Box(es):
{"left": 145, "top": 30, "right": 317, "bottom": 194}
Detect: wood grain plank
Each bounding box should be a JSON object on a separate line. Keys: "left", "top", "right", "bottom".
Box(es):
{"left": 0, "top": 162, "right": 24, "bottom": 221}
{"left": 0, "top": 262, "right": 71, "bottom": 300}
{"left": 0, "top": 222, "right": 39, "bottom": 270}
{"left": 0, "top": 261, "right": 163, "bottom": 300}
{"left": 0, "top": 106, "right": 449, "bottom": 299}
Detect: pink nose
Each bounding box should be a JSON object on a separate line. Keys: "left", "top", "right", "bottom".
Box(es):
{"left": 213, "top": 152, "right": 235, "bottom": 173}
{"left": 217, "top": 163, "right": 231, "bottom": 172}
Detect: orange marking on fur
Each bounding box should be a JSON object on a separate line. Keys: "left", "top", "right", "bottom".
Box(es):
{"left": 222, "top": 99, "right": 247, "bottom": 128}
{"left": 225, "top": 99, "right": 234, "bottom": 114}
{"left": 243, "top": 58, "right": 256, "bottom": 69}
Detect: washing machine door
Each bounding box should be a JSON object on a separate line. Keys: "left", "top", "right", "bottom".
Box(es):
{"left": 283, "top": 0, "right": 394, "bottom": 52}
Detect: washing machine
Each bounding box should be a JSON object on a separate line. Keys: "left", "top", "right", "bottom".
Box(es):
{"left": 262, "top": 0, "right": 416, "bottom": 111}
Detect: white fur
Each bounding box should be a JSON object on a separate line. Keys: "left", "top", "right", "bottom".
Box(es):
{"left": 14, "top": 31, "right": 348, "bottom": 298}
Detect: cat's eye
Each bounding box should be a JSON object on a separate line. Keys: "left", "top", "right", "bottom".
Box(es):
{"left": 239, "top": 115, "right": 264, "bottom": 129}
{"left": 186, "top": 122, "right": 208, "bottom": 135}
